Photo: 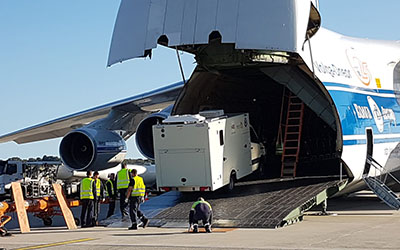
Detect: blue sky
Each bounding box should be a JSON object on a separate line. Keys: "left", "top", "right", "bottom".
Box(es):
{"left": 0, "top": 0, "right": 399, "bottom": 160}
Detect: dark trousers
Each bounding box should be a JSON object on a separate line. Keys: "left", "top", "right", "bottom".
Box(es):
{"left": 106, "top": 199, "right": 116, "bottom": 218}
{"left": 119, "top": 189, "right": 128, "bottom": 218}
{"left": 193, "top": 211, "right": 213, "bottom": 225}
{"left": 93, "top": 200, "right": 100, "bottom": 224}
{"left": 129, "top": 196, "right": 146, "bottom": 225}
{"left": 80, "top": 199, "right": 94, "bottom": 226}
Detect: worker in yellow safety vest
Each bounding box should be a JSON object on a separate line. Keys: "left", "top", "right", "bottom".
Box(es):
{"left": 92, "top": 171, "right": 104, "bottom": 225}
{"left": 189, "top": 197, "right": 213, "bottom": 233}
{"left": 126, "top": 168, "right": 149, "bottom": 230}
{"left": 80, "top": 170, "right": 95, "bottom": 228}
{"left": 116, "top": 161, "right": 132, "bottom": 218}
{"left": 105, "top": 173, "right": 116, "bottom": 218}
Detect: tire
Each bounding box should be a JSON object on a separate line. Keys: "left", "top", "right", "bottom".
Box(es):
{"left": 74, "top": 218, "right": 80, "bottom": 226}
{"left": 43, "top": 217, "right": 52, "bottom": 226}
{"left": 258, "top": 156, "right": 266, "bottom": 177}
{"left": 227, "top": 172, "right": 236, "bottom": 191}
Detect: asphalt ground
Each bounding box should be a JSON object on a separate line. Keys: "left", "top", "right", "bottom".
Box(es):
{"left": 1, "top": 191, "right": 400, "bottom": 250}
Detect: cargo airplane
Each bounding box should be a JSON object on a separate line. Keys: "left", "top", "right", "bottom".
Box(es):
{"left": 1, "top": 0, "right": 400, "bottom": 202}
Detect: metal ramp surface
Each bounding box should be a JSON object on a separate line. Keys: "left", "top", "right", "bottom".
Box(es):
{"left": 146, "top": 177, "right": 347, "bottom": 228}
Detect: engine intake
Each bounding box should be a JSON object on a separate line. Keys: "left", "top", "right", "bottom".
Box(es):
{"left": 60, "top": 128, "right": 126, "bottom": 171}
{"left": 136, "top": 106, "right": 172, "bottom": 159}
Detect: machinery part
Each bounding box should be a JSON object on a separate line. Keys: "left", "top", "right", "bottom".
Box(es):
{"left": 43, "top": 217, "right": 53, "bottom": 226}
{"left": 0, "top": 161, "right": 61, "bottom": 200}
{"left": 0, "top": 226, "right": 11, "bottom": 237}
{"left": 136, "top": 105, "right": 173, "bottom": 159}
{"left": 0, "top": 215, "right": 11, "bottom": 237}
{"left": 60, "top": 128, "right": 126, "bottom": 171}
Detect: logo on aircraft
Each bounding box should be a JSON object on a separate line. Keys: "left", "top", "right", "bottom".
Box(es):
{"left": 314, "top": 61, "right": 351, "bottom": 79}
{"left": 346, "top": 48, "right": 372, "bottom": 86}
{"left": 367, "top": 96, "right": 384, "bottom": 132}
{"left": 353, "top": 96, "right": 396, "bottom": 133}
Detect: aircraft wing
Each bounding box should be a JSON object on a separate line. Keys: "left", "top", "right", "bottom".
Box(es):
{"left": 0, "top": 81, "right": 184, "bottom": 144}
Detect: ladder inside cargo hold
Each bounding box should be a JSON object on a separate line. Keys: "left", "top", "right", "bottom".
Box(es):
{"left": 281, "top": 93, "right": 304, "bottom": 178}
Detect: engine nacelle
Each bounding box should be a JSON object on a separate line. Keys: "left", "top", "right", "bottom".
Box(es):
{"left": 136, "top": 105, "right": 173, "bottom": 159}
{"left": 60, "top": 128, "right": 127, "bottom": 171}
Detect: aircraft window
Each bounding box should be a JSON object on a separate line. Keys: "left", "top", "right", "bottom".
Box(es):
{"left": 219, "top": 130, "right": 224, "bottom": 146}
{"left": 393, "top": 61, "right": 400, "bottom": 105}
{"left": 6, "top": 164, "right": 17, "bottom": 175}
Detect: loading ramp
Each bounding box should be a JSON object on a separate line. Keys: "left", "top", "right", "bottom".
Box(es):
{"left": 144, "top": 177, "right": 347, "bottom": 228}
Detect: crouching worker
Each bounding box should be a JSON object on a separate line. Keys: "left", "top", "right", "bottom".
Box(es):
{"left": 189, "top": 197, "right": 213, "bottom": 233}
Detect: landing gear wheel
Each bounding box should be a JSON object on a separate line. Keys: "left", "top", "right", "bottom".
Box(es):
{"left": 43, "top": 217, "right": 52, "bottom": 226}
{"left": 74, "top": 217, "right": 80, "bottom": 226}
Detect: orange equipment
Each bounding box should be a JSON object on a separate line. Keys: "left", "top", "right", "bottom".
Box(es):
{"left": 0, "top": 184, "right": 81, "bottom": 236}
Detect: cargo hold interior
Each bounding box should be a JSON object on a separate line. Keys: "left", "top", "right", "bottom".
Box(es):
{"left": 172, "top": 66, "right": 351, "bottom": 180}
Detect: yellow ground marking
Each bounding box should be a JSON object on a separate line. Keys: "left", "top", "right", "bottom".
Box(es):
{"left": 15, "top": 238, "right": 96, "bottom": 250}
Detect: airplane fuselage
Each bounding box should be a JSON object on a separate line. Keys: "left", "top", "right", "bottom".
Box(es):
{"left": 305, "top": 28, "right": 400, "bottom": 193}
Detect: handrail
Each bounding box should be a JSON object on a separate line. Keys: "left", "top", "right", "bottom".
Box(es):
{"left": 366, "top": 156, "right": 400, "bottom": 186}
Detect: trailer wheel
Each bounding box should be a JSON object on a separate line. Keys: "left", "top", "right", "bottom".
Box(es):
{"left": 228, "top": 172, "right": 236, "bottom": 191}
{"left": 43, "top": 217, "right": 52, "bottom": 226}
{"left": 74, "top": 218, "right": 80, "bottom": 226}
{"left": 0, "top": 227, "right": 11, "bottom": 237}
{"left": 258, "top": 155, "right": 266, "bottom": 177}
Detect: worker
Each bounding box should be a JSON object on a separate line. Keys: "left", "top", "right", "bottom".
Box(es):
{"left": 105, "top": 173, "right": 116, "bottom": 218}
{"left": 126, "top": 168, "right": 149, "bottom": 230}
{"left": 80, "top": 170, "right": 95, "bottom": 228}
{"left": 188, "top": 197, "right": 213, "bottom": 233}
{"left": 116, "top": 161, "right": 131, "bottom": 218}
{"left": 92, "top": 171, "right": 104, "bottom": 225}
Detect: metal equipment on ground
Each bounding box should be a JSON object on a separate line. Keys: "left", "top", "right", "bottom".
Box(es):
{"left": 0, "top": 183, "right": 79, "bottom": 236}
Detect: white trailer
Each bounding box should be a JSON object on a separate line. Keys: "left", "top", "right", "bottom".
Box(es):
{"left": 153, "top": 111, "right": 261, "bottom": 192}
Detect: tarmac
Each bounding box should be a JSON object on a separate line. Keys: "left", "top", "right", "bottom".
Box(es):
{"left": 1, "top": 191, "right": 400, "bottom": 250}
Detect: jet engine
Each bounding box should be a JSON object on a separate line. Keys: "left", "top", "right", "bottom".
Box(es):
{"left": 136, "top": 105, "right": 173, "bottom": 159}
{"left": 60, "top": 128, "right": 127, "bottom": 171}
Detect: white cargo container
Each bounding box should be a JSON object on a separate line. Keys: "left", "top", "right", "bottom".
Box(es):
{"left": 153, "top": 112, "right": 255, "bottom": 191}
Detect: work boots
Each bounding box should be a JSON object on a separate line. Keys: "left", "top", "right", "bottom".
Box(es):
{"left": 142, "top": 217, "right": 150, "bottom": 228}
{"left": 128, "top": 224, "right": 138, "bottom": 230}
{"left": 193, "top": 224, "right": 198, "bottom": 233}
{"left": 205, "top": 224, "right": 212, "bottom": 233}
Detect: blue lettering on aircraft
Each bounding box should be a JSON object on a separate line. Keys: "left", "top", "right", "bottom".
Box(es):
{"left": 324, "top": 82, "right": 400, "bottom": 145}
